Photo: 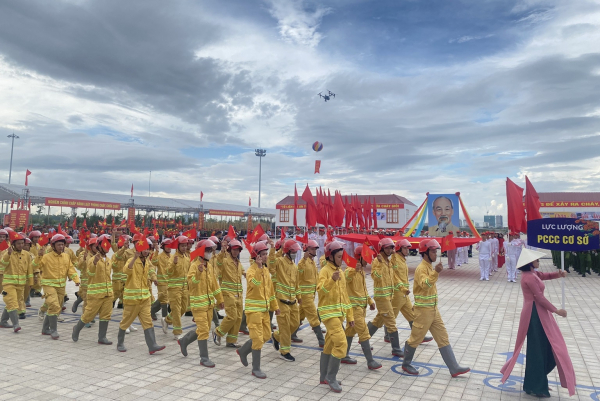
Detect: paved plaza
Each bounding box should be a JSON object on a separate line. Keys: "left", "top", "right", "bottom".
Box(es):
{"left": 1, "top": 247, "right": 599, "bottom": 401}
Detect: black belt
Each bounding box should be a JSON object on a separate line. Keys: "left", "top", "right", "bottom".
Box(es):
{"left": 279, "top": 299, "right": 297, "bottom": 306}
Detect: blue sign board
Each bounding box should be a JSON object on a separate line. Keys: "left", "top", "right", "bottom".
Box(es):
{"left": 527, "top": 218, "right": 599, "bottom": 251}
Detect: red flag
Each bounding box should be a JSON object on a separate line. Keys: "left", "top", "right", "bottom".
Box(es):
{"left": 333, "top": 191, "right": 345, "bottom": 227}
{"left": 183, "top": 229, "right": 197, "bottom": 239}
{"left": 131, "top": 184, "right": 134, "bottom": 197}
{"left": 117, "top": 235, "right": 127, "bottom": 247}
{"left": 0, "top": 241, "right": 8, "bottom": 252}
{"left": 361, "top": 241, "right": 375, "bottom": 264}
{"left": 153, "top": 228, "right": 159, "bottom": 239}
{"left": 293, "top": 184, "right": 298, "bottom": 227}
{"left": 101, "top": 238, "right": 112, "bottom": 253}
{"left": 295, "top": 232, "right": 308, "bottom": 244}
{"left": 441, "top": 233, "right": 457, "bottom": 252}
{"left": 249, "top": 197, "right": 251, "bottom": 207}
{"left": 135, "top": 237, "right": 149, "bottom": 252}
{"left": 27, "top": 224, "right": 32, "bottom": 233}
{"left": 251, "top": 225, "right": 265, "bottom": 243}
{"left": 10, "top": 199, "right": 14, "bottom": 209}
{"left": 190, "top": 244, "right": 206, "bottom": 261}
{"left": 301, "top": 185, "right": 318, "bottom": 228}
{"left": 344, "top": 196, "right": 351, "bottom": 229}
{"left": 72, "top": 219, "right": 77, "bottom": 230}
{"left": 25, "top": 169, "right": 31, "bottom": 186}
{"left": 130, "top": 221, "right": 140, "bottom": 235}
{"left": 38, "top": 233, "right": 49, "bottom": 246}
{"left": 342, "top": 250, "right": 357, "bottom": 268}
{"left": 143, "top": 227, "right": 150, "bottom": 237}
{"left": 356, "top": 196, "right": 364, "bottom": 229}
{"left": 506, "top": 178, "right": 526, "bottom": 233}
{"left": 525, "top": 176, "right": 542, "bottom": 221}
{"left": 200, "top": 191, "right": 204, "bottom": 201}
{"left": 327, "top": 189, "right": 334, "bottom": 228}
{"left": 227, "top": 225, "right": 236, "bottom": 240}
{"left": 314, "top": 160, "right": 321, "bottom": 174}
{"left": 372, "top": 198, "right": 378, "bottom": 229}
{"left": 79, "top": 237, "right": 86, "bottom": 249}
{"left": 280, "top": 228, "right": 286, "bottom": 241}
{"left": 111, "top": 217, "right": 115, "bottom": 229}
{"left": 118, "top": 219, "right": 127, "bottom": 228}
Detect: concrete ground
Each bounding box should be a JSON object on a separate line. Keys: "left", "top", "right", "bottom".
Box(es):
{"left": 0, "top": 246, "right": 599, "bottom": 400}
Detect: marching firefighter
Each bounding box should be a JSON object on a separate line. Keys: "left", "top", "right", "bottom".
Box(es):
{"left": 297, "top": 239, "right": 325, "bottom": 347}
{"left": 237, "top": 241, "right": 279, "bottom": 378}
{"left": 342, "top": 245, "right": 382, "bottom": 370}
{"left": 111, "top": 234, "right": 132, "bottom": 309}
{"left": 367, "top": 237, "right": 404, "bottom": 357}
{"left": 151, "top": 238, "right": 172, "bottom": 321}
{"left": 402, "top": 239, "right": 470, "bottom": 377}
{"left": 269, "top": 239, "right": 301, "bottom": 361}
{"left": 162, "top": 235, "right": 191, "bottom": 340}
{"left": 179, "top": 240, "right": 224, "bottom": 367}
{"left": 72, "top": 236, "right": 113, "bottom": 345}
{"left": 318, "top": 241, "right": 354, "bottom": 394}
{"left": 0, "top": 232, "right": 33, "bottom": 332}
{"left": 117, "top": 238, "right": 165, "bottom": 354}
{"left": 34, "top": 234, "right": 80, "bottom": 339}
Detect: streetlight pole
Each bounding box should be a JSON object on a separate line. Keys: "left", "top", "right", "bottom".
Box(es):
{"left": 7, "top": 133, "right": 19, "bottom": 184}
{"left": 149, "top": 171, "right": 151, "bottom": 197}
{"left": 255, "top": 149, "right": 266, "bottom": 208}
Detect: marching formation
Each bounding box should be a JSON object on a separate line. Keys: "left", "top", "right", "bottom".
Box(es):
{"left": 0, "top": 226, "right": 471, "bottom": 394}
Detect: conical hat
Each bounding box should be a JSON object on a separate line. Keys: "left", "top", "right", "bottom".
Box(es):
{"left": 516, "top": 248, "right": 546, "bottom": 269}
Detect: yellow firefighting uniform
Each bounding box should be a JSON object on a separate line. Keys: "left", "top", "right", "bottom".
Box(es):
{"left": 391, "top": 253, "right": 415, "bottom": 322}
{"left": 29, "top": 243, "right": 42, "bottom": 291}
{"left": 76, "top": 251, "right": 89, "bottom": 314}
{"left": 33, "top": 251, "right": 80, "bottom": 316}
{"left": 344, "top": 266, "right": 374, "bottom": 342}
{"left": 119, "top": 256, "right": 157, "bottom": 330}
{"left": 1, "top": 249, "right": 33, "bottom": 313}
{"left": 269, "top": 254, "right": 300, "bottom": 355}
{"left": 245, "top": 261, "right": 278, "bottom": 350}
{"left": 165, "top": 250, "right": 190, "bottom": 335}
{"left": 317, "top": 263, "right": 353, "bottom": 359}
{"left": 156, "top": 251, "right": 171, "bottom": 304}
{"left": 214, "top": 252, "right": 244, "bottom": 344}
{"left": 111, "top": 247, "right": 129, "bottom": 305}
{"left": 188, "top": 258, "right": 223, "bottom": 340}
{"left": 370, "top": 254, "right": 399, "bottom": 333}
{"left": 298, "top": 256, "right": 320, "bottom": 328}
{"left": 82, "top": 252, "right": 113, "bottom": 323}
{"left": 407, "top": 259, "right": 450, "bottom": 349}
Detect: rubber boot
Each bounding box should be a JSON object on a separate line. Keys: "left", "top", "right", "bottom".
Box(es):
{"left": 0, "top": 309, "right": 13, "bottom": 329}
{"left": 150, "top": 299, "right": 161, "bottom": 321}
{"left": 312, "top": 325, "right": 325, "bottom": 347}
{"left": 239, "top": 311, "right": 249, "bottom": 334}
{"left": 178, "top": 330, "right": 197, "bottom": 357}
{"left": 389, "top": 330, "right": 404, "bottom": 358}
{"left": 402, "top": 341, "right": 419, "bottom": 375}
{"left": 161, "top": 304, "right": 168, "bottom": 318}
{"left": 237, "top": 339, "right": 253, "bottom": 367}
{"left": 383, "top": 325, "right": 390, "bottom": 343}
{"left": 41, "top": 315, "right": 51, "bottom": 335}
{"left": 98, "top": 321, "right": 112, "bottom": 345}
{"left": 198, "top": 340, "right": 215, "bottom": 367}
{"left": 212, "top": 308, "right": 220, "bottom": 327}
{"left": 341, "top": 337, "right": 357, "bottom": 364}
{"left": 439, "top": 345, "right": 470, "bottom": 377}
{"left": 409, "top": 321, "right": 433, "bottom": 343}
{"left": 367, "top": 321, "right": 378, "bottom": 336}
{"left": 144, "top": 328, "right": 166, "bottom": 354}
{"left": 117, "top": 328, "right": 127, "bottom": 352}
{"left": 48, "top": 315, "right": 59, "bottom": 339}
{"left": 72, "top": 320, "right": 86, "bottom": 342}
{"left": 319, "top": 352, "right": 331, "bottom": 384}
{"left": 291, "top": 328, "right": 303, "bottom": 343}
{"left": 325, "top": 356, "right": 343, "bottom": 393}
{"left": 361, "top": 339, "right": 382, "bottom": 370}
{"left": 71, "top": 296, "right": 83, "bottom": 313}
{"left": 251, "top": 349, "right": 266, "bottom": 379}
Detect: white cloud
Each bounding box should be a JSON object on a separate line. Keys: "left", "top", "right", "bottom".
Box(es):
{"left": 265, "top": 0, "right": 331, "bottom": 48}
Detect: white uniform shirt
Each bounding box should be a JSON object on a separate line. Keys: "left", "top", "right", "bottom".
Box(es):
{"left": 477, "top": 240, "right": 492, "bottom": 260}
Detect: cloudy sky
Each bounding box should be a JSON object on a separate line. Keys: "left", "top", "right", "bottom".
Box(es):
{"left": 1, "top": 0, "right": 599, "bottom": 223}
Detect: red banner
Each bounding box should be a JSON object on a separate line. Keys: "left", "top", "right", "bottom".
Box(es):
{"left": 45, "top": 197, "right": 121, "bottom": 210}
{"left": 314, "top": 160, "right": 321, "bottom": 174}
{"left": 127, "top": 208, "right": 136, "bottom": 226}
{"left": 276, "top": 202, "right": 404, "bottom": 210}
{"left": 198, "top": 212, "right": 204, "bottom": 230}
{"left": 529, "top": 201, "right": 600, "bottom": 208}
{"left": 209, "top": 209, "right": 245, "bottom": 217}
{"left": 8, "top": 210, "right": 30, "bottom": 230}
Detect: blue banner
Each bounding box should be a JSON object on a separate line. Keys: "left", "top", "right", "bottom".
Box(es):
{"left": 527, "top": 218, "right": 599, "bottom": 251}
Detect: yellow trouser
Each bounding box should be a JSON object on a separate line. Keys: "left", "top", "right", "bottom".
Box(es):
{"left": 32, "top": 273, "right": 42, "bottom": 291}
{"left": 43, "top": 286, "right": 65, "bottom": 316}
{"left": 323, "top": 316, "right": 347, "bottom": 359}
{"left": 112, "top": 280, "right": 124, "bottom": 304}
{"left": 344, "top": 306, "right": 370, "bottom": 342}
{"left": 191, "top": 307, "right": 213, "bottom": 341}
{"left": 273, "top": 301, "right": 299, "bottom": 355}
{"left": 392, "top": 291, "right": 414, "bottom": 322}
{"left": 215, "top": 293, "right": 242, "bottom": 344}
{"left": 79, "top": 286, "right": 88, "bottom": 316}
{"left": 157, "top": 284, "right": 168, "bottom": 304}
{"left": 0, "top": 274, "right": 3, "bottom": 294}
{"left": 407, "top": 307, "right": 449, "bottom": 349}
{"left": 299, "top": 294, "right": 320, "bottom": 328}
{"left": 165, "top": 286, "right": 188, "bottom": 335}
{"left": 247, "top": 311, "right": 272, "bottom": 350}
{"left": 81, "top": 295, "right": 113, "bottom": 323}
{"left": 120, "top": 297, "right": 153, "bottom": 330}
{"left": 2, "top": 284, "right": 24, "bottom": 313}
{"left": 372, "top": 297, "right": 397, "bottom": 332}
{"left": 24, "top": 283, "right": 30, "bottom": 304}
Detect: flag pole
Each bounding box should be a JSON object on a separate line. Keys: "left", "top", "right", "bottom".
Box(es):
{"left": 561, "top": 250, "right": 565, "bottom": 309}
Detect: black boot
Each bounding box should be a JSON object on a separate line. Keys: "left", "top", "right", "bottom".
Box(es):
{"left": 361, "top": 339, "right": 382, "bottom": 370}
{"left": 402, "top": 341, "right": 419, "bottom": 375}
{"left": 239, "top": 311, "right": 249, "bottom": 334}
{"left": 0, "top": 309, "right": 13, "bottom": 329}
{"left": 198, "top": 340, "right": 215, "bottom": 367}
{"left": 312, "top": 325, "right": 325, "bottom": 347}
{"left": 48, "top": 315, "right": 59, "bottom": 339}
{"left": 144, "top": 328, "right": 166, "bottom": 354}
{"left": 325, "top": 356, "right": 343, "bottom": 393}
{"left": 178, "top": 330, "right": 197, "bottom": 357}
{"left": 251, "top": 349, "right": 266, "bottom": 378}
{"left": 341, "top": 337, "right": 357, "bottom": 364}
{"left": 117, "top": 328, "right": 127, "bottom": 352}
{"left": 367, "top": 321, "right": 378, "bottom": 336}
{"left": 237, "top": 339, "right": 253, "bottom": 367}
{"left": 72, "top": 319, "right": 86, "bottom": 342}
{"left": 150, "top": 300, "right": 161, "bottom": 321}
{"left": 439, "top": 345, "right": 470, "bottom": 377}
{"left": 383, "top": 325, "right": 390, "bottom": 343}
{"left": 98, "top": 321, "right": 112, "bottom": 345}
{"left": 71, "top": 297, "right": 83, "bottom": 313}
{"left": 161, "top": 304, "right": 168, "bottom": 318}
{"left": 41, "top": 315, "right": 51, "bottom": 335}
{"left": 389, "top": 330, "right": 404, "bottom": 357}
{"left": 319, "top": 352, "right": 331, "bottom": 384}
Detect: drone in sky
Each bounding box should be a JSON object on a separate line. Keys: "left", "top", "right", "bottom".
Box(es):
{"left": 318, "top": 90, "right": 336, "bottom": 102}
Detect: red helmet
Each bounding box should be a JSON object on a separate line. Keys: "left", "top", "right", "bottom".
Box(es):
{"left": 0, "top": 229, "right": 8, "bottom": 236}
{"left": 51, "top": 234, "right": 66, "bottom": 244}
{"left": 198, "top": 239, "right": 216, "bottom": 249}
{"left": 161, "top": 238, "right": 173, "bottom": 246}
{"left": 4, "top": 227, "right": 14, "bottom": 232}
{"left": 133, "top": 233, "right": 144, "bottom": 242}
{"left": 88, "top": 237, "right": 98, "bottom": 246}
{"left": 325, "top": 241, "right": 344, "bottom": 257}
{"left": 98, "top": 234, "right": 111, "bottom": 243}
{"left": 29, "top": 230, "right": 42, "bottom": 238}
{"left": 253, "top": 241, "right": 268, "bottom": 255}
{"left": 25, "top": 238, "right": 32, "bottom": 244}
{"left": 229, "top": 239, "right": 243, "bottom": 250}
{"left": 148, "top": 236, "right": 156, "bottom": 242}
{"left": 90, "top": 233, "right": 97, "bottom": 238}
{"left": 395, "top": 239, "right": 411, "bottom": 251}
{"left": 175, "top": 235, "right": 189, "bottom": 244}
{"left": 275, "top": 239, "right": 282, "bottom": 250}
{"left": 378, "top": 237, "right": 394, "bottom": 250}
{"left": 209, "top": 236, "right": 220, "bottom": 243}
{"left": 65, "top": 236, "right": 73, "bottom": 244}
{"left": 354, "top": 245, "right": 363, "bottom": 259}
{"left": 258, "top": 234, "right": 269, "bottom": 242}
{"left": 303, "top": 239, "right": 319, "bottom": 251}
{"left": 418, "top": 239, "right": 441, "bottom": 253}
{"left": 283, "top": 239, "right": 301, "bottom": 253}
{"left": 187, "top": 238, "right": 194, "bottom": 244}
